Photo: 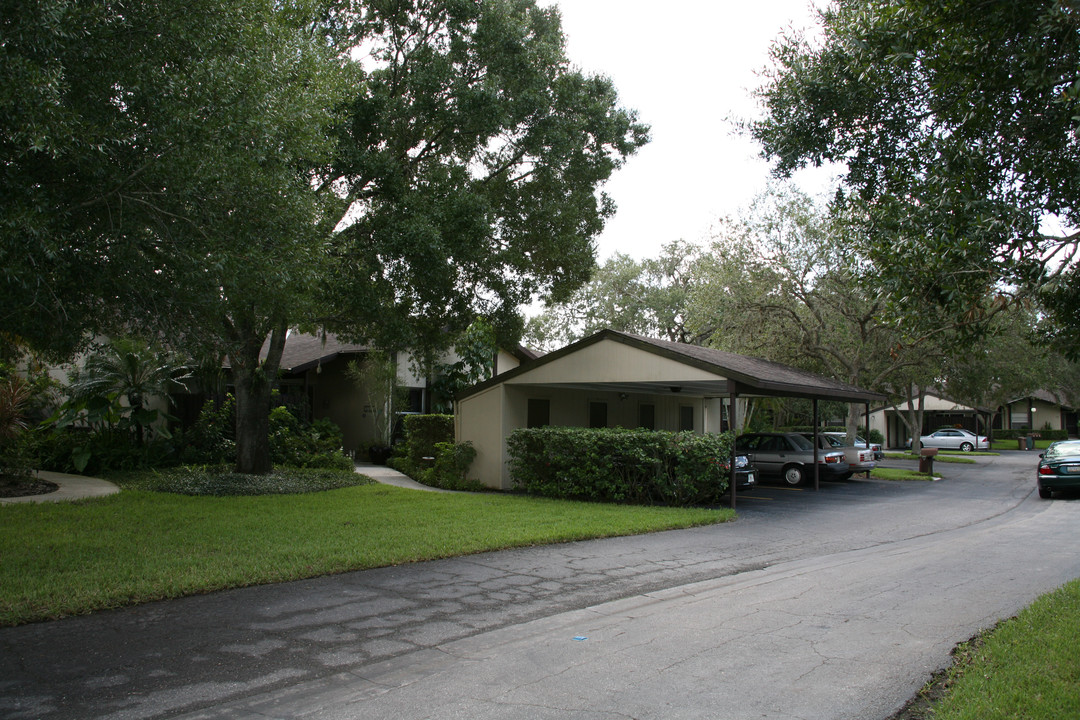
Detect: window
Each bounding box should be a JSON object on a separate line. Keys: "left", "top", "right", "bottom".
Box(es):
{"left": 527, "top": 399, "right": 550, "bottom": 428}
{"left": 589, "top": 401, "right": 608, "bottom": 428}
{"left": 679, "top": 405, "right": 694, "bottom": 432}
{"left": 638, "top": 403, "right": 655, "bottom": 430}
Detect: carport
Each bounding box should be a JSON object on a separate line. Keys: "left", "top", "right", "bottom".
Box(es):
{"left": 455, "top": 329, "right": 887, "bottom": 506}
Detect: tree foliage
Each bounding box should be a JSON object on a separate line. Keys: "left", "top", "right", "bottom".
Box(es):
{"left": 324, "top": 0, "right": 650, "bottom": 352}
{"left": 524, "top": 241, "right": 702, "bottom": 351}
{"left": 3, "top": 0, "right": 647, "bottom": 473}
{"left": 751, "top": 0, "right": 1080, "bottom": 356}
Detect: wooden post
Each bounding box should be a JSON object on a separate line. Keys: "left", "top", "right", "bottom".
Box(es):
{"left": 813, "top": 397, "right": 820, "bottom": 491}
{"left": 729, "top": 392, "right": 738, "bottom": 509}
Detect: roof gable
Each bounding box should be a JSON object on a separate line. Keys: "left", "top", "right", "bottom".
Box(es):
{"left": 460, "top": 329, "right": 885, "bottom": 402}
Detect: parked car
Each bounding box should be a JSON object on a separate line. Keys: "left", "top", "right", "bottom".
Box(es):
{"left": 910, "top": 428, "right": 989, "bottom": 452}
{"left": 1037, "top": 440, "right": 1080, "bottom": 499}
{"left": 827, "top": 432, "right": 883, "bottom": 461}
{"left": 724, "top": 454, "right": 759, "bottom": 491}
{"left": 802, "top": 433, "right": 877, "bottom": 477}
{"left": 736, "top": 432, "right": 849, "bottom": 487}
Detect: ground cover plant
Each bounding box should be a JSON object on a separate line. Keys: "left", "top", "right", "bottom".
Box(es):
{"left": 0, "top": 470, "right": 730, "bottom": 626}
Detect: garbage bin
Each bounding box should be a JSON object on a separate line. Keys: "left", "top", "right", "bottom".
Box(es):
{"left": 1026, "top": 435, "right": 1035, "bottom": 451}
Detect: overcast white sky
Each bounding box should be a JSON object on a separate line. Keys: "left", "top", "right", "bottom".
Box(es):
{"left": 542, "top": 0, "right": 835, "bottom": 261}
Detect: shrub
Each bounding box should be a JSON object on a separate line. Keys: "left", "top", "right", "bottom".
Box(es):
{"left": 867, "top": 428, "right": 885, "bottom": 445}
{"left": 401, "top": 414, "right": 455, "bottom": 465}
{"left": 508, "top": 427, "right": 733, "bottom": 506}
{"left": 119, "top": 465, "right": 369, "bottom": 496}
{"left": 25, "top": 425, "right": 179, "bottom": 475}
{"left": 180, "top": 395, "right": 236, "bottom": 464}
{"left": 427, "top": 441, "right": 481, "bottom": 490}
{"left": 994, "top": 428, "right": 1069, "bottom": 441}
{"left": 268, "top": 406, "right": 351, "bottom": 469}
{"left": 178, "top": 397, "right": 351, "bottom": 469}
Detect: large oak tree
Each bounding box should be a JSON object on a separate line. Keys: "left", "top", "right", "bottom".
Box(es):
{"left": 2, "top": 0, "right": 647, "bottom": 473}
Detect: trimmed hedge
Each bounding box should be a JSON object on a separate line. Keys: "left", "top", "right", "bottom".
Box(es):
{"left": 507, "top": 427, "right": 733, "bottom": 506}
{"left": 993, "top": 428, "right": 1070, "bottom": 441}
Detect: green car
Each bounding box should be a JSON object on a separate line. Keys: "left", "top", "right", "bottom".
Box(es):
{"left": 1037, "top": 440, "right": 1080, "bottom": 499}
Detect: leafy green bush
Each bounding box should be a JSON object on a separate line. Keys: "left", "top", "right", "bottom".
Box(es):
{"left": 179, "top": 397, "right": 351, "bottom": 470}
{"left": 424, "top": 441, "right": 482, "bottom": 490}
{"left": 508, "top": 427, "right": 733, "bottom": 506}
{"left": 268, "top": 406, "right": 351, "bottom": 469}
{"left": 401, "top": 414, "right": 455, "bottom": 465}
{"left": 179, "top": 395, "right": 236, "bottom": 464}
{"left": 25, "top": 425, "right": 178, "bottom": 475}
{"left": 994, "top": 428, "right": 1069, "bottom": 441}
{"left": 867, "top": 428, "right": 885, "bottom": 445}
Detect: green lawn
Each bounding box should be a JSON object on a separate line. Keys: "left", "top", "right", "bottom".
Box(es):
{"left": 884, "top": 452, "right": 978, "bottom": 464}
{"left": 0, "top": 474, "right": 731, "bottom": 626}
{"left": 926, "top": 578, "right": 1080, "bottom": 719}
{"left": 872, "top": 467, "right": 936, "bottom": 481}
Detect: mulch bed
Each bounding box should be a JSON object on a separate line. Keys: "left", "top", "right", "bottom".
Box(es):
{"left": 0, "top": 475, "right": 59, "bottom": 498}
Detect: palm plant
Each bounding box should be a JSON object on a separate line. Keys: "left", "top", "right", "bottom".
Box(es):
{"left": 64, "top": 338, "right": 184, "bottom": 443}
{"left": 0, "top": 375, "right": 33, "bottom": 477}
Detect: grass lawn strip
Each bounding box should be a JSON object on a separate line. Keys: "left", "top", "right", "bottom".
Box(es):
{"left": 890, "top": 578, "right": 1080, "bottom": 720}
{"left": 884, "top": 452, "right": 977, "bottom": 464}
{"left": 871, "top": 467, "right": 936, "bottom": 481}
{"left": 0, "top": 476, "right": 731, "bottom": 626}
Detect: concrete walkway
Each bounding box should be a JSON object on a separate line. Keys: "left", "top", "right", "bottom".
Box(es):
{"left": 354, "top": 461, "right": 457, "bottom": 492}
{"left": 0, "top": 470, "right": 119, "bottom": 505}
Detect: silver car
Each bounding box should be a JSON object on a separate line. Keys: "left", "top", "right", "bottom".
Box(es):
{"left": 736, "top": 432, "right": 850, "bottom": 487}
{"left": 916, "top": 428, "right": 988, "bottom": 452}
{"left": 802, "top": 433, "right": 877, "bottom": 476}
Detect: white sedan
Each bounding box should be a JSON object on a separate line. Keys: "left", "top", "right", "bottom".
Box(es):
{"left": 917, "top": 428, "right": 989, "bottom": 452}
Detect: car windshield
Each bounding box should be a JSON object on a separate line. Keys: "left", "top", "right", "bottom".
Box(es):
{"left": 1046, "top": 441, "right": 1080, "bottom": 460}
{"left": 787, "top": 434, "right": 814, "bottom": 451}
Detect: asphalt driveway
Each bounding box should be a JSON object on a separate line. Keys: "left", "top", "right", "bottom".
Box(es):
{"left": 2, "top": 451, "right": 1076, "bottom": 719}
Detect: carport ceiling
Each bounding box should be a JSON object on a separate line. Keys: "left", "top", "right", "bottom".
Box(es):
{"left": 462, "top": 330, "right": 887, "bottom": 404}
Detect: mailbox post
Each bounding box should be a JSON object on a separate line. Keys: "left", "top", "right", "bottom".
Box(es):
{"left": 919, "top": 447, "right": 939, "bottom": 474}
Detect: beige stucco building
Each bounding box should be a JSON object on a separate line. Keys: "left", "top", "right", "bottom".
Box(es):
{"left": 456, "top": 330, "right": 884, "bottom": 490}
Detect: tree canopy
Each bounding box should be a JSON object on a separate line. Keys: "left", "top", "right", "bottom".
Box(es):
{"left": 324, "top": 0, "right": 649, "bottom": 352}
{"left": 523, "top": 241, "right": 701, "bottom": 351}
{"left": 2, "top": 0, "right": 648, "bottom": 472}
{"left": 750, "top": 0, "right": 1080, "bottom": 356}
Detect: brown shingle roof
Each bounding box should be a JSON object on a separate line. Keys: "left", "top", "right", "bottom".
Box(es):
{"left": 460, "top": 328, "right": 886, "bottom": 403}
{"left": 274, "top": 332, "right": 370, "bottom": 374}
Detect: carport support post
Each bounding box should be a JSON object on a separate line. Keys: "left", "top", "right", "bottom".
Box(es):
{"left": 729, "top": 391, "right": 738, "bottom": 509}
{"left": 813, "top": 398, "right": 820, "bottom": 491}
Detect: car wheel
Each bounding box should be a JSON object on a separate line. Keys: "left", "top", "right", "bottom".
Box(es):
{"left": 782, "top": 464, "right": 805, "bottom": 486}
{"left": 840, "top": 472, "right": 853, "bottom": 481}
{"left": 1039, "top": 486, "right": 1052, "bottom": 499}
{"left": 959, "top": 442, "right": 974, "bottom": 452}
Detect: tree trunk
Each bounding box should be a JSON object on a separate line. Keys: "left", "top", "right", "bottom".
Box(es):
{"left": 232, "top": 322, "right": 289, "bottom": 474}
{"left": 845, "top": 403, "right": 862, "bottom": 444}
